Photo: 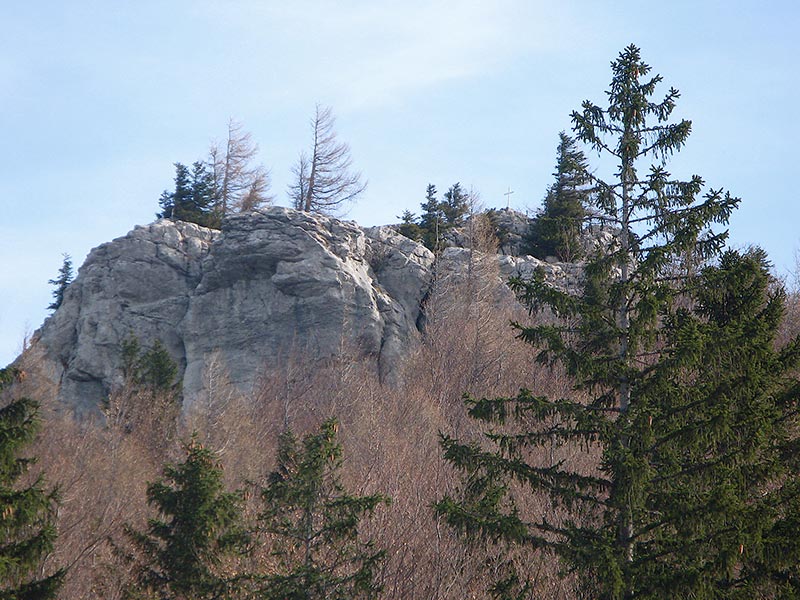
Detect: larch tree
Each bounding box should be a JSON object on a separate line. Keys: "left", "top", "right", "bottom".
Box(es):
{"left": 525, "top": 132, "right": 590, "bottom": 262}
{"left": 257, "top": 419, "right": 389, "bottom": 599}
{"left": 0, "top": 367, "right": 64, "bottom": 599}
{"left": 208, "top": 118, "right": 273, "bottom": 216}
{"left": 47, "top": 253, "right": 73, "bottom": 311}
{"left": 434, "top": 45, "right": 779, "bottom": 600}
{"left": 288, "top": 105, "right": 366, "bottom": 215}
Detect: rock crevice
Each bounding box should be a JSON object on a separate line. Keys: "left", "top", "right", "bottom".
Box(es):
{"left": 31, "top": 207, "right": 586, "bottom": 412}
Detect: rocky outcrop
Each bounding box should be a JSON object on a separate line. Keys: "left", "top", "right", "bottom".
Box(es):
{"left": 31, "top": 207, "right": 585, "bottom": 413}
{"left": 442, "top": 208, "right": 531, "bottom": 256}
{"left": 33, "top": 209, "right": 435, "bottom": 411}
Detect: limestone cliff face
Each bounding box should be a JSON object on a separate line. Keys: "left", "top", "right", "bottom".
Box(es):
{"left": 31, "top": 207, "right": 581, "bottom": 412}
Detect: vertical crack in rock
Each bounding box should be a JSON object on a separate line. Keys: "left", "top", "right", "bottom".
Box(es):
{"left": 26, "top": 207, "right": 590, "bottom": 413}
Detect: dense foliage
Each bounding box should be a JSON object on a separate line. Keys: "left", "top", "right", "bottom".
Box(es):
{"left": 121, "top": 438, "right": 249, "bottom": 599}
{"left": 402, "top": 182, "right": 471, "bottom": 252}
{"left": 157, "top": 120, "right": 272, "bottom": 228}
{"left": 0, "top": 368, "right": 63, "bottom": 599}
{"left": 257, "top": 419, "right": 389, "bottom": 599}
{"left": 158, "top": 162, "right": 220, "bottom": 229}
{"left": 433, "top": 44, "right": 797, "bottom": 600}
{"left": 524, "top": 132, "right": 589, "bottom": 262}
{"left": 121, "top": 336, "right": 180, "bottom": 394}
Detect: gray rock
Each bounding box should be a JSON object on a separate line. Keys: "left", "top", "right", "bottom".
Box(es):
{"left": 487, "top": 208, "right": 531, "bottom": 256}
{"left": 30, "top": 207, "right": 589, "bottom": 413}
{"left": 32, "top": 208, "right": 435, "bottom": 413}
{"left": 442, "top": 208, "right": 531, "bottom": 256}
{"left": 36, "top": 220, "right": 217, "bottom": 411}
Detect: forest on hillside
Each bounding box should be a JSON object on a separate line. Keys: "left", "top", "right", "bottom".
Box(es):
{"left": 3, "top": 45, "right": 800, "bottom": 599}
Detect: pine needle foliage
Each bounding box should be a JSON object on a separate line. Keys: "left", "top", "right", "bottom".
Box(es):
{"left": 257, "top": 419, "right": 389, "bottom": 600}
{"left": 432, "top": 45, "right": 800, "bottom": 600}
{"left": 0, "top": 369, "right": 64, "bottom": 600}
{"left": 121, "top": 437, "right": 249, "bottom": 599}
{"left": 396, "top": 210, "right": 423, "bottom": 242}
{"left": 631, "top": 248, "right": 800, "bottom": 598}
{"left": 417, "top": 183, "right": 470, "bottom": 252}
{"left": 46, "top": 253, "right": 73, "bottom": 312}
{"left": 418, "top": 184, "right": 443, "bottom": 252}
{"left": 120, "top": 337, "right": 179, "bottom": 394}
{"left": 525, "top": 132, "right": 590, "bottom": 262}
{"left": 158, "top": 162, "right": 221, "bottom": 229}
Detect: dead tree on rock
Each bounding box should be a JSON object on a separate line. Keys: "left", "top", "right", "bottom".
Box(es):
{"left": 289, "top": 105, "right": 366, "bottom": 214}
{"left": 209, "top": 118, "right": 273, "bottom": 215}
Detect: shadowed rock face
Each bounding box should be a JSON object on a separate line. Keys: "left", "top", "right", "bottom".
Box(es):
{"left": 34, "top": 208, "right": 436, "bottom": 412}
{"left": 30, "top": 207, "right": 583, "bottom": 413}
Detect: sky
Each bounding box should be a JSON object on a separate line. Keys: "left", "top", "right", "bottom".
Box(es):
{"left": 2, "top": 0, "right": 799, "bottom": 365}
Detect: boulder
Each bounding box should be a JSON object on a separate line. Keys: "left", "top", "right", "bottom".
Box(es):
{"left": 33, "top": 208, "right": 434, "bottom": 412}
{"left": 29, "top": 206, "right": 586, "bottom": 413}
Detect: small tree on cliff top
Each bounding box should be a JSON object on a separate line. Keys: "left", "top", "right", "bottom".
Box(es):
{"left": 289, "top": 105, "right": 366, "bottom": 215}
{"left": 525, "top": 132, "right": 589, "bottom": 262}
{"left": 47, "top": 253, "right": 73, "bottom": 311}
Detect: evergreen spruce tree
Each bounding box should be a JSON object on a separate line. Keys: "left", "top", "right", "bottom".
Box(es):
{"left": 119, "top": 336, "right": 179, "bottom": 394}
{"left": 138, "top": 340, "right": 179, "bottom": 394}
{"left": 47, "top": 253, "right": 73, "bottom": 311}
{"left": 0, "top": 368, "right": 64, "bottom": 599}
{"left": 257, "top": 419, "right": 389, "bottom": 599}
{"left": 417, "top": 182, "right": 470, "bottom": 252}
{"left": 630, "top": 248, "right": 800, "bottom": 598}
{"left": 435, "top": 45, "right": 762, "bottom": 599}
{"left": 396, "top": 210, "right": 422, "bottom": 242}
{"left": 525, "top": 132, "right": 589, "bottom": 261}
{"left": 418, "top": 184, "right": 443, "bottom": 252}
{"left": 441, "top": 182, "right": 469, "bottom": 228}
{"left": 188, "top": 160, "right": 221, "bottom": 228}
{"left": 122, "top": 437, "right": 248, "bottom": 599}
{"left": 158, "top": 162, "right": 190, "bottom": 220}
{"left": 158, "top": 162, "right": 219, "bottom": 228}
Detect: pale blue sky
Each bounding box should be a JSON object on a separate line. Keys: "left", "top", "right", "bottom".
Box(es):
{"left": 2, "top": 1, "right": 799, "bottom": 365}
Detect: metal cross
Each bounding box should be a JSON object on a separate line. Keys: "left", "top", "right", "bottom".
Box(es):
{"left": 504, "top": 187, "right": 515, "bottom": 209}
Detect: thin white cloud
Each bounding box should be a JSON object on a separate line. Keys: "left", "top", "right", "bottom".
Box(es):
{"left": 195, "top": 0, "right": 562, "bottom": 109}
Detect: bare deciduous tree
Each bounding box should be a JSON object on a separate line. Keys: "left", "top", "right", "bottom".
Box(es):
{"left": 208, "top": 119, "right": 273, "bottom": 215}
{"left": 289, "top": 105, "right": 366, "bottom": 214}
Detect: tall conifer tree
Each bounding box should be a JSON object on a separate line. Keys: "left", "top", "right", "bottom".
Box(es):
{"left": 434, "top": 45, "right": 777, "bottom": 599}
{"left": 0, "top": 368, "right": 64, "bottom": 599}
{"left": 158, "top": 162, "right": 219, "bottom": 228}
{"left": 441, "top": 182, "right": 469, "bottom": 228}
{"left": 257, "top": 419, "right": 388, "bottom": 599}
{"left": 632, "top": 248, "right": 800, "bottom": 598}
{"left": 122, "top": 437, "right": 248, "bottom": 599}
{"left": 418, "top": 184, "right": 443, "bottom": 252}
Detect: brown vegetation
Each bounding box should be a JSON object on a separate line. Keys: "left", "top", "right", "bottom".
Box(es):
{"left": 17, "top": 257, "right": 777, "bottom": 598}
